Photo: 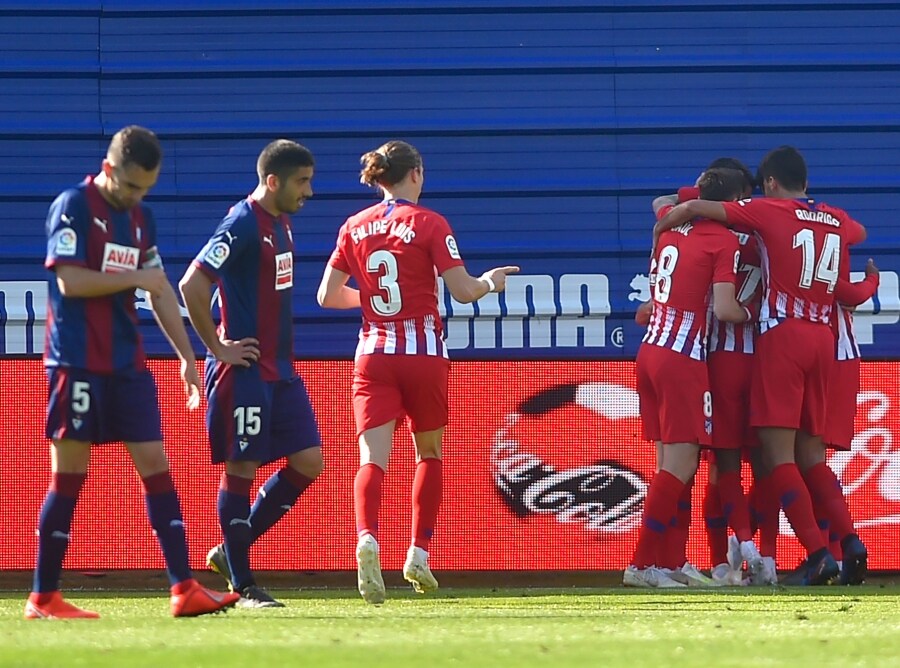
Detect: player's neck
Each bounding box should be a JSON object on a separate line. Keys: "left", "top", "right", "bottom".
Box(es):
{"left": 92, "top": 172, "right": 125, "bottom": 211}
{"left": 249, "top": 186, "right": 282, "bottom": 217}
{"left": 382, "top": 186, "right": 419, "bottom": 204}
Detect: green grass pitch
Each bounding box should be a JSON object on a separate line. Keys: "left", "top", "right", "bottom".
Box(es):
{"left": 1, "top": 587, "right": 899, "bottom": 667}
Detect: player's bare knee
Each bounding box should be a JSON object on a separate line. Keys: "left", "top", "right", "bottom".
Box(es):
{"left": 288, "top": 448, "right": 324, "bottom": 479}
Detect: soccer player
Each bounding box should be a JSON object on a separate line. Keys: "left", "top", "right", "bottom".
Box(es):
{"left": 625, "top": 168, "right": 752, "bottom": 589}
{"left": 27, "top": 125, "right": 240, "bottom": 619}
{"left": 317, "top": 140, "right": 519, "bottom": 604}
{"left": 179, "top": 140, "right": 323, "bottom": 608}
{"left": 803, "top": 258, "right": 879, "bottom": 584}
{"left": 647, "top": 158, "right": 772, "bottom": 585}
{"left": 653, "top": 146, "right": 867, "bottom": 585}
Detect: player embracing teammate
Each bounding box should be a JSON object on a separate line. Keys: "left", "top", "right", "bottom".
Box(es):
{"left": 646, "top": 146, "right": 873, "bottom": 587}
{"left": 625, "top": 168, "right": 753, "bottom": 588}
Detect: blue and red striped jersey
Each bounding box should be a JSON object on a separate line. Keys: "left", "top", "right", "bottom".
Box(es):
{"left": 44, "top": 176, "right": 160, "bottom": 373}
{"left": 192, "top": 198, "right": 295, "bottom": 381}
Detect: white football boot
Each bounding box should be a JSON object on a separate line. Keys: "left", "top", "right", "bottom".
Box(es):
{"left": 356, "top": 534, "right": 386, "bottom": 604}
{"left": 623, "top": 565, "right": 687, "bottom": 588}
{"left": 403, "top": 546, "right": 439, "bottom": 594}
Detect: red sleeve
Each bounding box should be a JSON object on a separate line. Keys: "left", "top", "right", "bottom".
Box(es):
{"left": 428, "top": 213, "right": 466, "bottom": 274}
{"left": 844, "top": 216, "right": 865, "bottom": 246}
{"left": 655, "top": 203, "right": 674, "bottom": 221}
{"left": 834, "top": 274, "right": 878, "bottom": 307}
{"left": 677, "top": 186, "right": 700, "bottom": 202}
{"left": 328, "top": 223, "right": 352, "bottom": 274}
{"left": 711, "top": 231, "right": 740, "bottom": 284}
{"left": 721, "top": 199, "right": 769, "bottom": 233}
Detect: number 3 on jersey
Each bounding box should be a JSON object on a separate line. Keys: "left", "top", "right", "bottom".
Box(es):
{"left": 367, "top": 250, "right": 402, "bottom": 316}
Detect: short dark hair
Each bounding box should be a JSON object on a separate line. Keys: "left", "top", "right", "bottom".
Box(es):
{"left": 698, "top": 168, "right": 746, "bottom": 202}
{"left": 257, "top": 139, "right": 315, "bottom": 182}
{"left": 108, "top": 125, "right": 162, "bottom": 171}
{"left": 756, "top": 146, "right": 807, "bottom": 192}
{"left": 707, "top": 157, "right": 754, "bottom": 194}
{"left": 359, "top": 140, "right": 422, "bottom": 188}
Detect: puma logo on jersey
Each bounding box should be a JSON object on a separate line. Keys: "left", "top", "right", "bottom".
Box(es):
{"left": 275, "top": 251, "right": 293, "bottom": 290}
{"left": 101, "top": 243, "right": 140, "bottom": 273}
{"left": 93, "top": 217, "right": 108, "bottom": 233}
{"left": 224, "top": 230, "right": 237, "bottom": 244}
{"left": 263, "top": 235, "right": 274, "bottom": 247}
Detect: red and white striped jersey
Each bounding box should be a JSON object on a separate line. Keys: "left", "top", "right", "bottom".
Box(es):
{"left": 642, "top": 210, "right": 739, "bottom": 361}
{"left": 708, "top": 231, "right": 761, "bottom": 355}
{"left": 721, "top": 198, "right": 865, "bottom": 334}
{"left": 833, "top": 305, "right": 860, "bottom": 361}
{"left": 329, "top": 198, "right": 465, "bottom": 359}
{"left": 831, "top": 251, "right": 879, "bottom": 361}
{"left": 354, "top": 314, "right": 448, "bottom": 360}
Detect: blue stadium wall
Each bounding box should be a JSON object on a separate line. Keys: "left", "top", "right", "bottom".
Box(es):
{"left": 1, "top": 0, "right": 899, "bottom": 360}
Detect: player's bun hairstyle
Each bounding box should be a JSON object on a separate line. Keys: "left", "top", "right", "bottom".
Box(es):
{"left": 698, "top": 167, "right": 747, "bottom": 202}
{"left": 707, "top": 157, "right": 755, "bottom": 195}
{"left": 756, "top": 145, "right": 807, "bottom": 192}
{"left": 108, "top": 125, "right": 162, "bottom": 171}
{"left": 257, "top": 139, "right": 315, "bottom": 182}
{"left": 359, "top": 140, "right": 422, "bottom": 188}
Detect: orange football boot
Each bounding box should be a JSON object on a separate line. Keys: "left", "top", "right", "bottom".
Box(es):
{"left": 170, "top": 578, "right": 240, "bottom": 618}
{"left": 24, "top": 591, "right": 100, "bottom": 619}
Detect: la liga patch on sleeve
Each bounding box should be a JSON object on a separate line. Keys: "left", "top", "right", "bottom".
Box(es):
{"left": 54, "top": 228, "right": 78, "bottom": 257}
{"left": 204, "top": 241, "right": 230, "bottom": 269}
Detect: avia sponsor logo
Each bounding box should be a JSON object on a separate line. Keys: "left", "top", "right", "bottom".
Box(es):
{"left": 275, "top": 252, "right": 293, "bottom": 291}
{"left": 100, "top": 243, "right": 140, "bottom": 274}
{"left": 439, "top": 274, "right": 613, "bottom": 349}
{"left": 490, "top": 382, "right": 649, "bottom": 534}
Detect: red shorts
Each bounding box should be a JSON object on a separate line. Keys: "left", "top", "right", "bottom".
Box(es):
{"left": 636, "top": 344, "right": 712, "bottom": 446}
{"left": 823, "top": 357, "right": 860, "bottom": 451}
{"left": 750, "top": 319, "right": 833, "bottom": 434}
{"left": 708, "top": 350, "right": 755, "bottom": 449}
{"left": 352, "top": 354, "right": 450, "bottom": 437}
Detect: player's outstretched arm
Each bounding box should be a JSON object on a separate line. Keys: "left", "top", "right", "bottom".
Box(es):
{"left": 835, "top": 259, "right": 879, "bottom": 307}
{"left": 317, "top": 265, "right": 361, "bottom": 309}
{"left": 652, "top": 200, "right": 728, "bottom": 246}
{"left": 146, "top": 281, "right": 201, "bottom": 409}
{"left": 178, "top": 264, "right": 259, "bottom": 368}
{"left": 442, "top": 265, "right": 520, "bottom": 304}
{"left": 55, "top": 264, "right": 168, "bottom": 298}
{"left": 651, "top": 194, "right": 678, "bottom": 215}
{"left": 712, "top": 282, "right": 752, "bottom": 324}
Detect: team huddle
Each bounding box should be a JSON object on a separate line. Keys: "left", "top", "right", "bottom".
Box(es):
{"left": 26, "top": 126, "right": 516, "bottom": 619}
{"left": 628, "top": 147, "right": 877, "bottom": 589}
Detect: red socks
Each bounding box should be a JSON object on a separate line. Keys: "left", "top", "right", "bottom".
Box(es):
{"left": 718, "top": 471, "right": 752, "bottom": 543}
{"left": 411, "top": 459, "right": 443, "bottom": 550}
{"left": 354, "top": 463, "right": 384, "bottom": 540}
{"left": 769, "top": 463, "right": 826, "bottom": 555}
{"left": 802, "top": 462, "right": 855, "bottom": 544}
{"left": 703, "top": 482, "right": 728, "bottom": 566}
{"left": 632, "top": 470, "right": 684, "bottom": 569}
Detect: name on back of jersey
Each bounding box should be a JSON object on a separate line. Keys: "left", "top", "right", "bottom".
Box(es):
{"left": 275, "top": 251, "right": 293, "bottom": 290}
{"left": 101, "top": 243, "right": 140, "bottom": 273}
{"left": 350, "top": 218, "right": 415, "bottom": 245}
{"left": 795, "top": 209, "right": 840, "bottom": 227}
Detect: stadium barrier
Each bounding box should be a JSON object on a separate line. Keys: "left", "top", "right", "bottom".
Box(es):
{"left": 1, "top": 359, "right": 898, "bottom": 572}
